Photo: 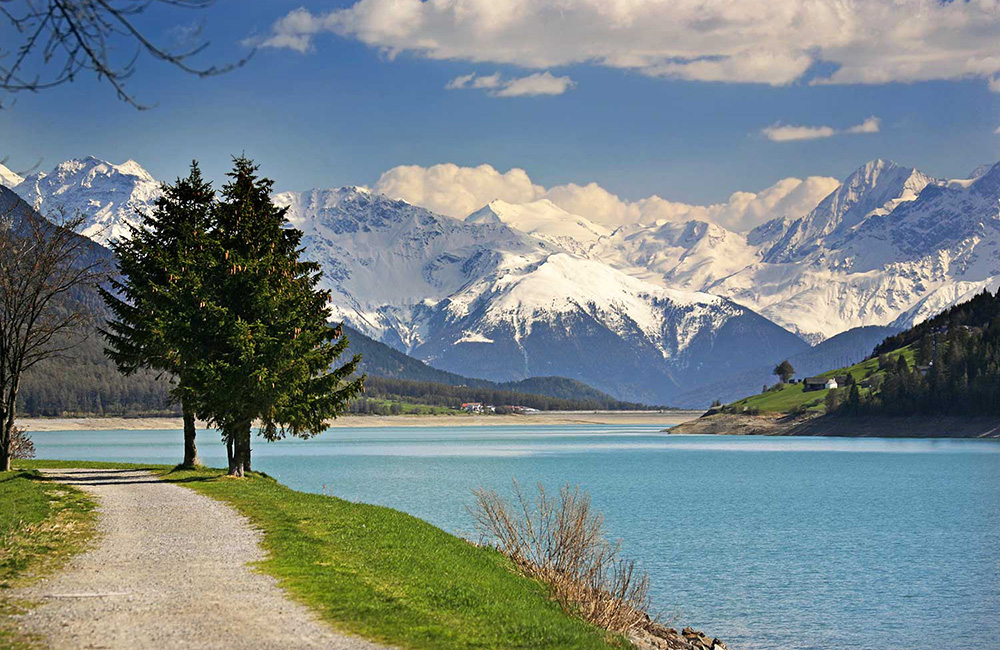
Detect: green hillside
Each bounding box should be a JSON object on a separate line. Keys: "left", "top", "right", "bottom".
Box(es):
{"left": 726, "top": 347, "right": 915, "bottom": 415}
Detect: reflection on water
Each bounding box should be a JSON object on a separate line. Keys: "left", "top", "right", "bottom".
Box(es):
{"left": 28, "top": 425, "right": 1000, "bottom": 650}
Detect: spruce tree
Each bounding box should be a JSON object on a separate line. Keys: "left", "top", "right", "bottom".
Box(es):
{"left": 101, "top": 163, "right": 214, "bottom": 467}
{"left": 187, "top": 157, "right": 364, "bottom": 476}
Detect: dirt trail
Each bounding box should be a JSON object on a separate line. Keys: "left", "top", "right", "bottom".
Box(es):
{"left": 14, "top": 468, "right": 388, "bottom": 650}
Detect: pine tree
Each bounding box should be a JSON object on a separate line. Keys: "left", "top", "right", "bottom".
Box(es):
{"left": 186, "top": 157, "right": 364, "bottom": 476}
{"left": 101, "top": 163, "right": 214, "bottom": 467}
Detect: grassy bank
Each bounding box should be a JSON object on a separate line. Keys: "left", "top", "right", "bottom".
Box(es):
{"left": 727, "top": 347, "right": 916, "bottom": 415}
{"left": 0, "top": 469, "right": 98, "bottom": 649}
{"left": 15, "top": 461, "right": 626, "bottom": 650}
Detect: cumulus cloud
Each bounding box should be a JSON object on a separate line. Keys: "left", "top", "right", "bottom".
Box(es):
{"left": 372, "top": 163, "right": 840, "bottom": 232}
{"left": 846, "top": 116, "right": 881, "bottom": 134}
{"left": 761, "top": 116, "right": 880, "bottom": 142}
{"left": 260, "top": 1, "right": 1000, "bottom": 90}
{"left": 995, "top": 125, "right": 1000, "bottom": 135}
{"left": 446, "top": 71, "right": 575, "bottom": 97}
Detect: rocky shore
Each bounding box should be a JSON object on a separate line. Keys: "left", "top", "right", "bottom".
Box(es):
{"left": 669, "top": 412, "right": 1000, "bottom": 438}
{"left": 632, "top": 622, "right": 728, "bottom": 650}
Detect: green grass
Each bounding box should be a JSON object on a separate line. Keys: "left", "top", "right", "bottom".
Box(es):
{"left": 0, "top": 468, "right": 99, "bottom": 649}
{"left": 728, "top": 347, "right": 917, "bottom": 414}
{"left": 15, "top": 460, "right": 626, "bottom": 650}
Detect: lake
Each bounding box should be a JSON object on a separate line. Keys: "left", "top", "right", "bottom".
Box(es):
{"left": 28, "top": 425, "right": 1000, "bottom": 650}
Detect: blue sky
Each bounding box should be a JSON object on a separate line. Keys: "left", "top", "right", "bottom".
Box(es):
{"left": 2, "top": 0, "right": 999, "bottom": 209}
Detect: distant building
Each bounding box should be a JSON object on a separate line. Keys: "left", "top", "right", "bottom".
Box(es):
{"left": 461, "top": 402, "right": 484, "bottom": 413}
{"left": 804, "top": 377, "right": 839, "bottom": 392}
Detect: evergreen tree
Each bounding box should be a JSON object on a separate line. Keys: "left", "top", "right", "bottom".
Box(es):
{"left": 187, "top": 157, "right": 364, "bottom": 476}
{"left": 101, "top": 163, "right": 214, "bottom": 467}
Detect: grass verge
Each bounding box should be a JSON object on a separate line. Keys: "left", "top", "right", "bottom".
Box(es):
{"left": 16, "top": 460, "right": 628, "bottom": 650}
{"left": 0, "top": 468, "right": 98, "bottom": 649}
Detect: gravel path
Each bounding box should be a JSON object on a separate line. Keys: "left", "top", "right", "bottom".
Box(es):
{"left": 14, "top": 468, "right": 388, "bottom": 650}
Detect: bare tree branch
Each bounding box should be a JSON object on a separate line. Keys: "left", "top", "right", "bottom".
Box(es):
{"left": 0, "top": 0, "right": 251, "bottom": 109}
{"left": 0, "top": 198, "right": 107, "bottom": 469}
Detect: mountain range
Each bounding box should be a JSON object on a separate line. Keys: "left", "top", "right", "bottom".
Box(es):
{"left": 8, "top": 155, "right": 998, "bottom": 406}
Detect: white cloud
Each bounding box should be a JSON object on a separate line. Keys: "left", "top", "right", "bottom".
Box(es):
{"left": 261, "top": 1, "right": 1000, "bottom": 90}
{"left": 761, "top": 124, "right": 836, "bottom": 142}
{"left": 846, "top": 116, "right": 881, "bottom": 134}
{"left": 994, "top": 125, "right": 1000, "bottom": 135}
{"left": 446, "top": 71, "right": 575, "bottom": 97}
{"left": 761, "top": 116, "right": 880, "bottom": 142}
{"left": 372, "top": 163, "right": 840, "bottom": 232}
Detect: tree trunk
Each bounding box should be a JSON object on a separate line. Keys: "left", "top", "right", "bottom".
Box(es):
{"left": 0, "top": 431, "right": 10, "bottom": 472}
{"left": 243, "top": 424, "right": 252, "bottom": 474}
{"left": 1, "top": 380, "right": 18, "bottom": 472}
{"left": 226, "top": 419, "right": 252, "bottom": 477}
{"left": 181, "top": 402, "right": 199, "bottom": 468}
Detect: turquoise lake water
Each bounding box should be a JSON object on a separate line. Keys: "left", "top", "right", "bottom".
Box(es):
{"left": 28, "top": 425, "right": 1000, "bottom": 650}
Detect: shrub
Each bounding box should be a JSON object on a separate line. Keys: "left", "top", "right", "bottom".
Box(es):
{"left": 470, "top": 481, "right": 652, "bottom": 636}
{"left": 11, "top": 426, "right": 35, "bottom": 460}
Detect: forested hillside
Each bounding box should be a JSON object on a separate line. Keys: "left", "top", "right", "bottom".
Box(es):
{"left": 343, "top": 325, "right": 650, "bottom": 406}
{"left": 837, "top": 288, "right": 1000, "bottom": 416}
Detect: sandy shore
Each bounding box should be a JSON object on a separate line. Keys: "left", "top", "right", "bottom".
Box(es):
{"left": 18, "top": 410, "right": 704, "bottom": 432}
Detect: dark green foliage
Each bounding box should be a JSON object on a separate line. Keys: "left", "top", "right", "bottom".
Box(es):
{"left": 343, "top": 324, "right": 651, "bottom": 407}
{"left": 184, "top": 158, "right": 363, "bottom": 474}
{"left": 833, "top": 288, "right": 1000, "bottom": 416}
{"left": 101, "top": 163, "right": 216, "bottom": 465}
{"left": 773, "top": 359, "right": 795, "bottom": 383}
{"left": 17, "top": 331, "right": 174, "bottom": 417}
{"left": 873, "top": 288, "right": 1000, "bottom": 355}
{"left": 102, "top": 163, "right": 215, "bottom": 381}
{"left": 354, "top": 376, "right": 648, "bottom": 412}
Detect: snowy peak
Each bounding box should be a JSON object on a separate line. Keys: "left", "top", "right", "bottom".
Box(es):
{"left": 762, "top": 159, "right": 933, "bottom": 262}
{"left": 14, "top": 156, "right": 161, "bottom": 245}
{"left": 466, "top": 199, "right": 610, "bottom": 256}
{"left": 0, "top": 163, "right": 23, "bottom": 189}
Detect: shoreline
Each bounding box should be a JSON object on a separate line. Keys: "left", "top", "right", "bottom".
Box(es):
{"left": 670, "top": 412, "right": 1000, "bottom": 438}
{"left": 18, "top": 410, "right": 704, "bottom": 432}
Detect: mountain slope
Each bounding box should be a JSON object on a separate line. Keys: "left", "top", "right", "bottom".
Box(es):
{"left": 673, "top": 324, "right": 901, "bottom": 407}
{"left": 342, "top": 324, "right": 640, "bottom": 406}
{"left": 275, "top": 187, "right": 806, "bottom": 404}
{"left": 13, "top": 157, "right": 161, "bottom": 246}
{"left": 705, "top": 160, "right": 1000, "bottom": 342}
{"left": 0, "top": 163, "right": 23, "bottom": 189}
{"left": 408, "top": 253, "right": 807, "bottom": 404}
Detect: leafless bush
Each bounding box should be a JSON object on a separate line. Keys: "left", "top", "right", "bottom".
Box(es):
{"left": 470, "top": 480, "right": 652, "bottom": 636}
{"left": 10, "top": 425, "right": 35, "bottom": 460}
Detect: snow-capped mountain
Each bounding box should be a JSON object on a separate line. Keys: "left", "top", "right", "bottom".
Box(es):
{"left": 406, "top": 252, "right": 806, "bottom": 403}
{"left": 13, "top": 157, "right": 161, "bottom": 245}
{"left": 30, "top": 153, "right": 1000, "bottom": 404}
{"left": 466, "top": 199, "right": 610, "bottom": 257}
{"left": 273, "top": 186, "right": 545, "bottom": 349}
{"left": 0, "top": 163, "right": 23, "bottom": 189}
{"left": 591, "top": 219, "right": 761, "bottom": 291}
{"left": 707, "top": 160, "right": 1000, "bottom": 341}
{"left": 274, "top": 186, "right": 804, "bottom": 402}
